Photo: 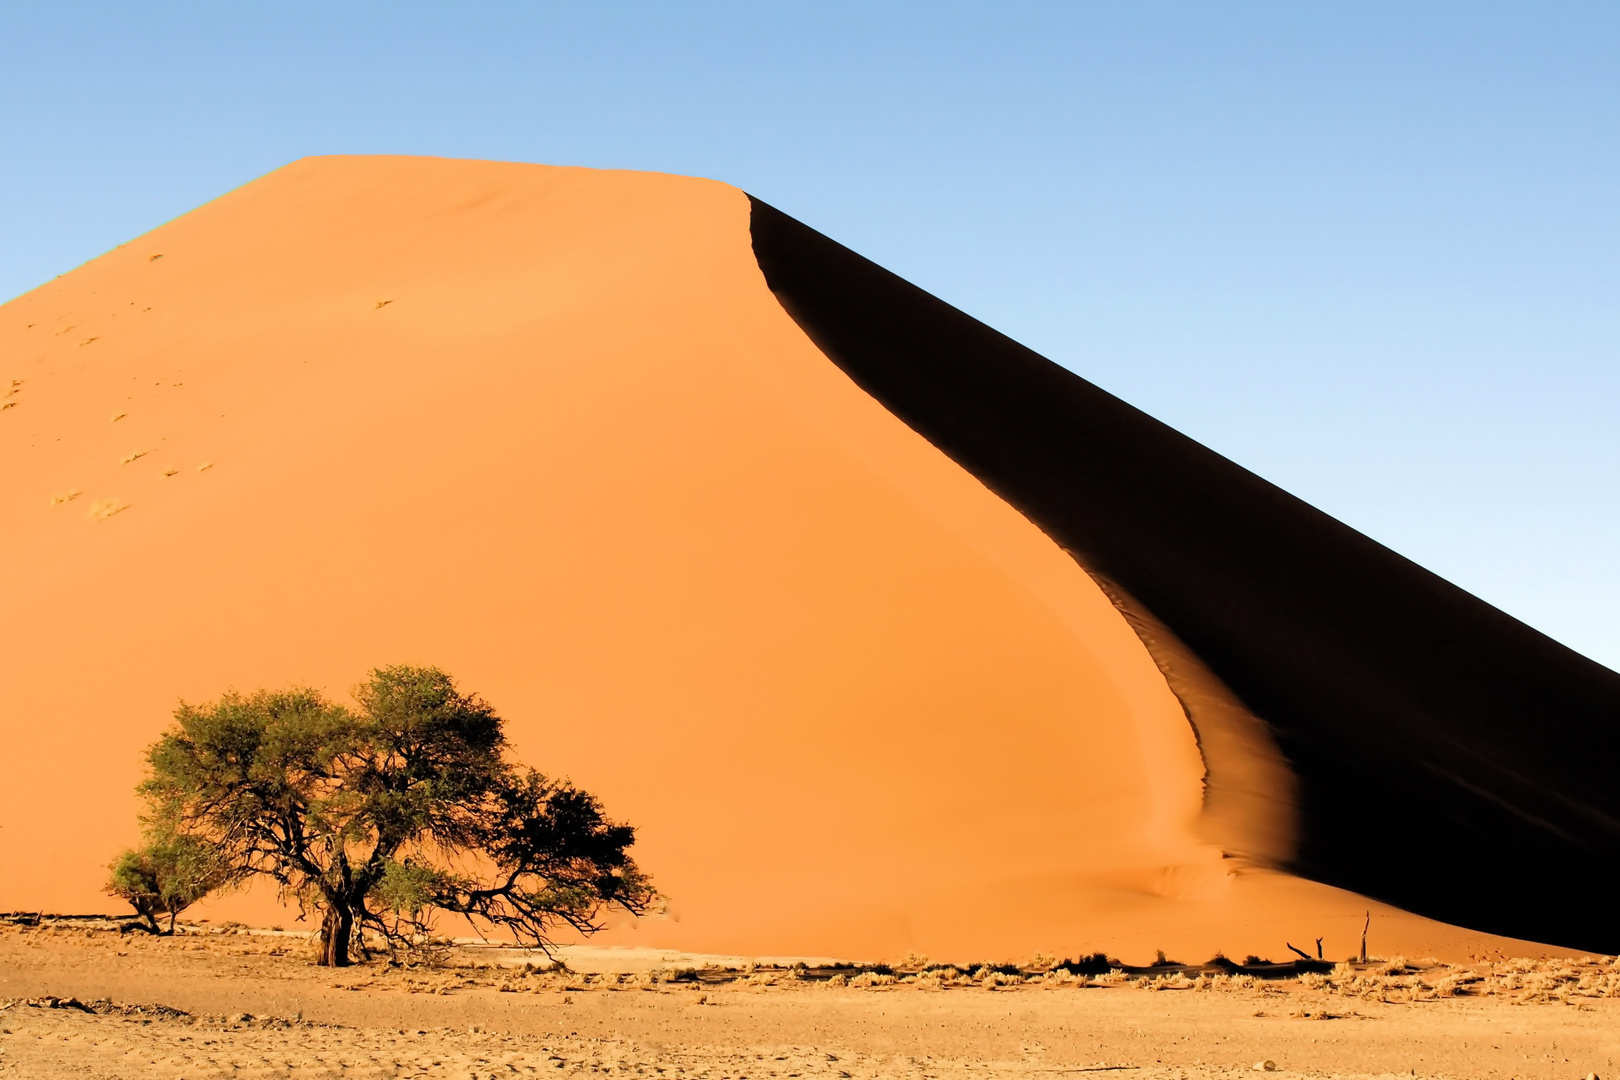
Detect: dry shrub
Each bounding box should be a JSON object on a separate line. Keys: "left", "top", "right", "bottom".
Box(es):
{"left": 849, "top": 971, "right": 895, "bottom": 988}
{"left": 1433, "top": 973, "right": 1471, "bottom": 996}
{"left": 975, "top": 968, "right": 1019, "bottom": 988}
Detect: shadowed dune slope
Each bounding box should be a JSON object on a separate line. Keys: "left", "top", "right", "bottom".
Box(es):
{"left": 0, "top": 156, "right": 1579, "bottom": 963}
{"left": 749, "top": 198, "right": 1620, "bottom": 955}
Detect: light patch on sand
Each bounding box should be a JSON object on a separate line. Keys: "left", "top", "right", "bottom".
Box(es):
{"left": 87, "top": 499, "right": 127, "bottom": 520}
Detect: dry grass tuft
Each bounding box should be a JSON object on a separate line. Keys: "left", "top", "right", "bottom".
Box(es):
{"left": 120, "top": 451, "right": 146, "bottom": 465}
{"left": 848, "top": 972, "right": 895, "bottom": 989}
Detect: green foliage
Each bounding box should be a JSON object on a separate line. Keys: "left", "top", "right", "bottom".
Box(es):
{"left": 105, "top": 832, "right": 229, "bottom": 934}
{"left": 374, "top": 858, "right": 445, "bottom": 918}
{"left": 130, "top": 665, "right": 656, "bottom": 966}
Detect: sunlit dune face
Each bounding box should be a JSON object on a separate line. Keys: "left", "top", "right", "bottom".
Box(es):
{"left": 0, "top": 157, "right": 1549, "bottom": 962}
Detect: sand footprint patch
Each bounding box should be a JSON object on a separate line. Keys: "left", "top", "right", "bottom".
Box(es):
{"left": 48, "top": 490, "right": 82, "bottom": 506}
{"left": 87, "top": 499, "right": 128, "bottom": 520}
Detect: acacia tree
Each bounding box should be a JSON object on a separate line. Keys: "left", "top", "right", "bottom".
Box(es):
{"left": 136, "top": 666, "right": 656, "bottom": 966}
{"left": 105, "top": 832, "right": 229, "bottom": 934}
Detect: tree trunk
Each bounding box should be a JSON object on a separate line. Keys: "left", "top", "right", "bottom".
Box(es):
{"left": 319, "top": 903, "right": 354, "bottom": 967}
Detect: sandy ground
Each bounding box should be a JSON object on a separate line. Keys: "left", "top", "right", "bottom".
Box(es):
{"left": 2, "top": 920, "right": 1616, "bottom": 1080}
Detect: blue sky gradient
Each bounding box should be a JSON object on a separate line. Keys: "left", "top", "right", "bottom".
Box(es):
{"left": 4, "top": 2, "right": 1618, "bottom": 666}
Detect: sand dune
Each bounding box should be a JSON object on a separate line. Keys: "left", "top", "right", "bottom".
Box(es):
{"left": 0, "top": 156, "right": 1597, "bottom": 963}
{"left": 750, "top": 200, "right": 1620, "bottom": 953}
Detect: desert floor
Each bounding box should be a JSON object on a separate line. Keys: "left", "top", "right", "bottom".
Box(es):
{"left": 1, "top": 918, "right": 1616, "bottom": 1080}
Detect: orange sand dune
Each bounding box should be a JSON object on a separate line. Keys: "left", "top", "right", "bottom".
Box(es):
{"left": 0, "top": 157, "right": 1562, "bottom": 963}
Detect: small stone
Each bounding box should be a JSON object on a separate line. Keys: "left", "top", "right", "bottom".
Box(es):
{"left": 1254, "top": 1063, "right": 1277, "bottom": 1073}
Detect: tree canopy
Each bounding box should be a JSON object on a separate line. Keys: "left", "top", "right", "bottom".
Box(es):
{"left": 123, "top": 665, "right": 655, "bottom": 965}
{"left": 105, "top": 832, "right": 228, "bottom": 935}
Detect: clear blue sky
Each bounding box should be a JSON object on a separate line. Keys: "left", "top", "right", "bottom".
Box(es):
{"left": 5, "top": 2, "right": 1618, "bottom": 668}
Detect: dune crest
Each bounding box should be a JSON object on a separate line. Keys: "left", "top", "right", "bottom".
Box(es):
{"left": 1083, "top": 570, "right": 1299, "bottom": 872}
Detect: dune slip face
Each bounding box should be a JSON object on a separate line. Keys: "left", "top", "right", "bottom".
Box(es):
{"left": 0, "top": 155, "right": 1601, "bottom": 964}
{"left": 748, "top": 196, "right": 1620, "bottom": 955}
